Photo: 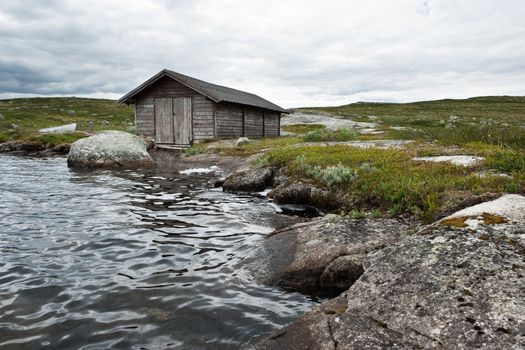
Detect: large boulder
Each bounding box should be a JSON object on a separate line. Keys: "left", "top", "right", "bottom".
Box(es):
{"left": 67, "top": 131, "right": 153, "bottom": 168}
{"left": 243, "top": 215, "right": 408, "bottom": 295}
{"left": 253, "top": 194, "right": 525, "bottom": 349}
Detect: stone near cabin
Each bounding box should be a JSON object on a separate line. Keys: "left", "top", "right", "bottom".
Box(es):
{"left": 235, "top": 137, "right": 251, "bottom": 147}
{"left": 39, "top": 123, "right": 77, "bottom": 134}
{"left": 67, "top": 131, "right": 153, "bottom": 168}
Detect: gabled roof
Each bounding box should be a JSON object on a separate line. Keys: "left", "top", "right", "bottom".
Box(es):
{"left": 118, "top": 69, "right": 288, "bottom": 113}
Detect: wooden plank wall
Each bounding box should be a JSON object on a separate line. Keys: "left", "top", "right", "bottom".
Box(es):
{"left": 245, "top": 107, "right": 264, "bottom": 137}
{"left": 264, "top": 111, "right": 280, "bottom": 136}
{"left": 216, "top": 103, "right": 244, "bottom": 137}
{"left": 216, "top": 102, "right": 281, "bottom": 138}
{"left": 134, "top": 76, "right": 216, "bottom": 142}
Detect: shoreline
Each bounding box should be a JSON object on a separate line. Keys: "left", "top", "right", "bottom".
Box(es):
{"left": 3, "top": 145, "right": 524, "bottom": 348}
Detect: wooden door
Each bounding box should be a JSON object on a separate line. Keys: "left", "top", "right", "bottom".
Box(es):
{"left": 154, "top": 98, "right": 173, "bottom": 144}
{"left": 173, "top": 97, "right": 192, "bottom": 145}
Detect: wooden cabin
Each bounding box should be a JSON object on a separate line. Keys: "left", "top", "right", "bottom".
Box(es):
{"left": 118, "top": 69, "right": 288, "bottom": 146}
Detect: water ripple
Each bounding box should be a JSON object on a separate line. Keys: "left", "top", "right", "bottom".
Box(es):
{"left": 0, "top": 155, "right": 315, "bottom": 349}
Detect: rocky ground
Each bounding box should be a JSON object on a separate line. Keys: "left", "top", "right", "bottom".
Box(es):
{"left": 0, "top": 139, "right": 72, "bottom": 156}
{"left": 220, "top": 158, "right": 525, "bottom": 349}
{"left": 242, "top": 195, "right": 525, "bottom": 349}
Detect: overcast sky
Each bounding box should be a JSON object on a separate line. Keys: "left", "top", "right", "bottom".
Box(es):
{"left": 1, "top": 0, "right": 524, "bottom": 107}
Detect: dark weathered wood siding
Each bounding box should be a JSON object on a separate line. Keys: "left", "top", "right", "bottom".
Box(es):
{"left": 134, "top": 77, "right": 280, "bottom": 142}
{"left": 245, "top": 107, "right": 264, "bottom": 137}
{"left": 264, "top": 111, "right": 280, "bottom": 136}
{"left": 216, "top": 102, "right": 280, "bottom": 138}
{"left": 135, "top": 76, "right": 215, "bottom": 142}
{"left": 216, "top": 103, "right": 243, "bottom": 137}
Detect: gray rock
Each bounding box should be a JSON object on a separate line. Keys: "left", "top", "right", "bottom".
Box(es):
{"left": 253, "top": 198, "right": 525, "bottom": 349}
{"left": 244, "top": 215, "right": 407, "bottom": 295}
{"left": 235, "top": 137, "right": 251, "bottom": 147}
{"left": 67, "top": 131, "right": 153, "bottom": 168}
{"left": 251, "top": 292, "right": 419, "bottom": 350}
{"left": 222, "top": 165, "right": 273, "bottom": 192}
{"left": 268, "top": 181, "right": 338, "bottom": 210}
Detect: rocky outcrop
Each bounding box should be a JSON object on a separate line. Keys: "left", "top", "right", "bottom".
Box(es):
{"left": 67, "top": 131, "right": 153, "bottom": 168}
{"left": 244, "top": 215, "right": 408, "bottom": 295}
{"left": 0, "top": 141, "right": 70, "bottom": 155}
{"left": 252, "top": 195, "right": 525, "bottom": 349}
{"left": 222, "top": 162, "right": 274, "bottom": 192}
{"left": 268, "top": 181, "right": 342, "bottom": 210}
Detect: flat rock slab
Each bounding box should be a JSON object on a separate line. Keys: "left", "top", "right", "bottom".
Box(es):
{"left": 439, "top": 194, "right": 525, "bottom": 230}
{"left": 413, "top": 155, "right": 484, "bottom": 166}
{"left": 243, "top": 215, "right": 408, "bottom": 295}
{"left": 282, "top": 112, "right": 376, "bottom": 130}
{"left": 254, "top": 198, "right": 525, "bottom": 349}
{"left": 294, "top": 140, "right": 412, "bottom": 149}
{"left": 67, "top": 130, "right": 153, "bottom": 168}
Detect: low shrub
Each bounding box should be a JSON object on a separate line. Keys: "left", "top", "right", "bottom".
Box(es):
{"left": 261, "top": 145, "right": 522, "bottom": 221}
{"left": 303, "top": 128, "right": 357, "bottom": 142}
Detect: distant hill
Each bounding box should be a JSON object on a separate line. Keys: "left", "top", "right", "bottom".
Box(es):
{"left": 0, "top": 97, "right": 133, "bottom": 142}
{"left": 299, "top": 96, "right": 525, "bottom": 121}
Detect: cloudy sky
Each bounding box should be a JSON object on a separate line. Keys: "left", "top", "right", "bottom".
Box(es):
{"left": 1, "top": 0, "right": 524, "bottom": 107}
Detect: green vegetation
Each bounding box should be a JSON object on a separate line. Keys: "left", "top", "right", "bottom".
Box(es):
{"left": 260, "top": 144, "right": 522, "bottom": 221}
{"left": 23, "top": 132, "right": 87, "bottom": 148}
{"left": 213, "top": 137, "right": 303, "bottom": 156}
{"left": 301, "top": 96, "right": 525, "bottom": 149}
{"left": 0, "top": 97, "right": 134, "bottom": 142}
{"left": 184, "top": 144, "right": 207, "bottom": 155}
{"left": 303, "top": 128, "right": 357, "bottom": 142}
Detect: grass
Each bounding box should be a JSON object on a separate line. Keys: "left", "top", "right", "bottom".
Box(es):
{"left": 0, "top": 97, "right": 134, "bottom": 142}
{"left": 300, "top": 96, "right": 525, "bottom": 149}
{"left": 211, "top": 137, "right": 303, "bottom": 156}
{"left": 259, "top": 144, "right": 523, "bottom": 221}
{"left": 22, "top": 132, "right": 88, "bottom": 147}
{"left": 303, "top": 128, "right": 357, "bottom": 142}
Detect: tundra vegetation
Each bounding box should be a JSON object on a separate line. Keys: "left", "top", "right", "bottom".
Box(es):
{"left": 221, "top": 96, "right": 525, "bottom": 221}
{"left": 0, "top": 97, "right": 134, "bottom": 147}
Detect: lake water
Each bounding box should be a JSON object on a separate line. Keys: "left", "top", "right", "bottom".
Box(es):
{"left": 0, "top": 154, "right": 316, "bottom": 349}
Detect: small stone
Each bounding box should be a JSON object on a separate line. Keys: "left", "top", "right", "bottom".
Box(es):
{"left": 235, "top": 137, "right": 251, "bottom": 147}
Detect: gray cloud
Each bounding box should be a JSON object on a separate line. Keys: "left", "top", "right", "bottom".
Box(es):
{"left": 0, "top": 0, "right": 524, "bottom": 107}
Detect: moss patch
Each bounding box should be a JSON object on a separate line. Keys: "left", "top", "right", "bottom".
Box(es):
{"left": 481, "top": 212, "right": 507, "bottom": 225}
{"left": 440, "top": 217, "right": 469, "bottom": 228}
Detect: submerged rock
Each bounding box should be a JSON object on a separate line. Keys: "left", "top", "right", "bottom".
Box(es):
{"left": 67, "top": 131, "right": 153, "bottom": 168}
{"left": 253, "top": 195, "right": 525, "bottom": 349}
{"left": 244, "top": 215, "right": 408, "bottom": 295}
